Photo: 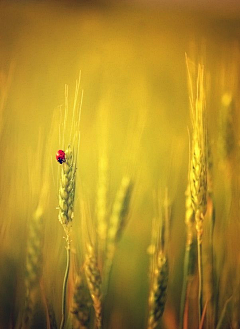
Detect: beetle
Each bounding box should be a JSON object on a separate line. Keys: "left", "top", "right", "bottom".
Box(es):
{"left": 56, "top": 150, "right": 66, "bottom": 164}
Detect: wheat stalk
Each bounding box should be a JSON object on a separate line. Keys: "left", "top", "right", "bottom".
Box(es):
{"left": 58, "top": 145, "right": 77, "bottom": 329}
{"left": 147, "top": 189, "right": 170, "bottom": 329}
{"left": 21, "top": 134, "right": 50, "bottom": 329}
{"left": 22, "top": 206, "right": 44, "bottom": 329}
{"left": 84, "top": 244, "right": 102, "bottom": 329}
{"left": 0, "top": 63, "right": 14, "bottom": 137}
{"left": 96, "top": 153, "right": 108, "bottom": 268}
{"left": 103, "top": 176, "right": 133, "bottom": 295}
{"left": 186, "top": 54, "right": 208, "bottom": 326}
{"left": 57, "top": 74, "right": 82, "bottom": 329}
{"left": 232, "top": 258, "right": 240, "bottom": 328}
{"left": 71, "top": 272, "right": 92, "bottom": 329}
{"left": 96, "top": 96, "right": 110, "bottom": 269}
{"left": 201, "top": 140, "right": 216, "bottom": 329}
{"left": 218, "top": 93, "right": 235, "bottom": 162}
{"left": 180, "top": 184, "right": 196, "bottom": 329}
{"left": 148, "top": 252, "right": 168, "bottom": 329}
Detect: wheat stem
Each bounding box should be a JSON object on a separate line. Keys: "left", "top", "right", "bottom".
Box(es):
{"left": 216, "top": 296, "right": 233, "bottom": 329}
{"left": 197, "top": 228, "right": 203, "bottom": 326}
{"left": 60, "top": 234, "right": 71, "bottom": 329}
{"left": 180, "top": 185, "right": 196, "bottom": 329}
{"left": 180, "top": 233, "right": 196, "bottom": 329}
{"left": 186, "top": 55, "right": 207, "bottom": 328}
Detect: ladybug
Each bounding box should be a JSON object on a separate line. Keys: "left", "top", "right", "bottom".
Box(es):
{"left": 56, "top": 150, "right": 66, "bottom": 164}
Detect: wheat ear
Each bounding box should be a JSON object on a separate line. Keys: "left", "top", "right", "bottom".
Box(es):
{"left": 218, "top": 93, "right": 235, "bottom": 162}
{"left": 71, "top": 272, "right": 92, "bottom": 329}
{"left": 84, "top": 244, "right": 102, "bottom": 329}
{"left": 58, "top": 145, "right": 77, "bottom": 329}
{"left": 22, "top": 206, "right": 44, "bottom": 328}
{"left": 148, "top": 252, "right": 168, "bottom": 329}
{"left": 96, "top": 153, "right": 108, "bottom": 267}
{"left": 56, "top": 74, "right": 82, "bottom": 329}
{"left": 103, "top": 176, "right": 133, "bottom": 295}
{"left": 22, "top": 137, "right": 49, "bottom": 329}
{"left": 186, "top": 55, "right": 208, "bottom": 325}
{"left": 147, "top": 189, "right": 170, "bottom": 329}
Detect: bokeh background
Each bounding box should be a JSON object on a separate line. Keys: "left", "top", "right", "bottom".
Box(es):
{"left": 0, "top": 1, "right": 240, "bottom": 328}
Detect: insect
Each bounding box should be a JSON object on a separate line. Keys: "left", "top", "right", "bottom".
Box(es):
{"left": 56, "top": 150, "right": 66, "bottom": 164}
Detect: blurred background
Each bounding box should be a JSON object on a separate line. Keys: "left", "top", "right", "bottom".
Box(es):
{"left": 0, "top": 1, "right": 240, "bottom": 328}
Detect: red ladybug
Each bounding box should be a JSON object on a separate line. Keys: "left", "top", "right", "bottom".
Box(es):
{"left": 56, "top": 150, "right": 66, "bottom": 164}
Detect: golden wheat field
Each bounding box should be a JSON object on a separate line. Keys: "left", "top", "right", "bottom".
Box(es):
{"left": 0, "top": 1, "right": 240, "bottom": 329}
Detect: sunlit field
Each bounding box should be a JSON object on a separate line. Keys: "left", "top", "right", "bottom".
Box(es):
{"left": 0, "top": 1, "right": 240, "bottom": 329}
